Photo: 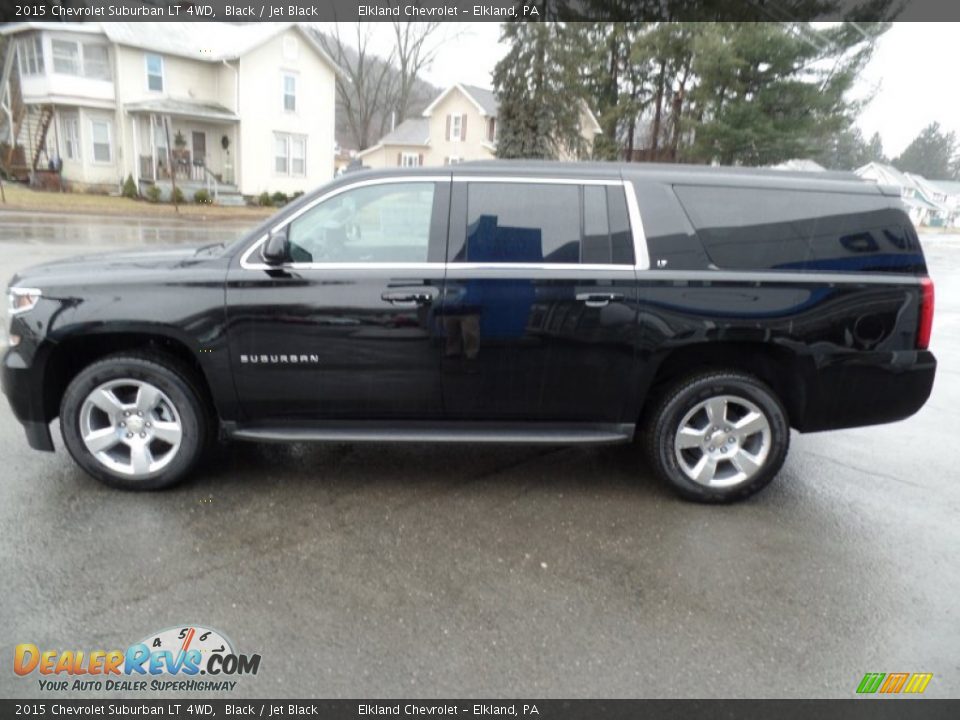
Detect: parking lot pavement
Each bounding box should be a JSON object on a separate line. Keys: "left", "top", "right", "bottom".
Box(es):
{"left": 0, "top": 219, "right": 958, "bottom": 699}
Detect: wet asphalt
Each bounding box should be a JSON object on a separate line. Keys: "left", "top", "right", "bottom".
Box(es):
{"left": 0, "top": 211, "right": 958, "bottom": 699}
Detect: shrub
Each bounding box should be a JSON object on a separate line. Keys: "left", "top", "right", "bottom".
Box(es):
{"left": 291, "top": 191, "right": 304, "bottom": 200}
{"left": 145, "top": 185, "right": 161, "bottom": 203}
{"left": 171, "top": 187, "right": 185, "bottom": 204}
{"left": 121, "top": 174, "right": 138, "bottom": 199}
{"left": 193, "top": 189, "right": 211, "bottom": 204}
{"left": 271, "top": 191, "right": 288, "bottom": 206}
{"left": 258, "top": 191, "right": 273, "bottom": 207}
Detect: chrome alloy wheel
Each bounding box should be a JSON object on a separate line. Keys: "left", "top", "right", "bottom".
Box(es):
{"left": 78, "top": 379, "right": 183, "bottom": 478}
{"left": 673, "top": 395, "right": 771, "bottom": 488}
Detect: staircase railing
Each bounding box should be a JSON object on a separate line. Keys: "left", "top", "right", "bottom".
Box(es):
{"left": 30, "top": 104, "right": 53, "bottom": 171}
{"left": 201, "top": 163, "right": 219, "bottom": 203}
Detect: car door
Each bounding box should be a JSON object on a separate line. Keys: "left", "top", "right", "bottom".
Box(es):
{"left": 225, "top": 175, "right": 450, "bottom": 422}
{"left": 438, "top": 176, "right": 641, "bottom": 423}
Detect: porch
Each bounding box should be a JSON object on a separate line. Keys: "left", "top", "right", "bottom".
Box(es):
{"left": 125, "top": 98, "right": 239, "bottom": 199}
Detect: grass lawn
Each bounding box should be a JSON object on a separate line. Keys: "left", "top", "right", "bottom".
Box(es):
{"left": 0, "top": 182, "right": 275, "bottom": 221}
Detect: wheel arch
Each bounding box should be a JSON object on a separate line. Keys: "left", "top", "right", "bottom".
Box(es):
{"left": 640, "top": 341, "right": 810, "bottom": 429}
{"left": 40, "top": 327, "right": 221, "bottom": 426}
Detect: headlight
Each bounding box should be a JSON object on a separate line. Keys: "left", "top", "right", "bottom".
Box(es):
{"left": 8, "top": 287, "right": 42, "bottom": 315}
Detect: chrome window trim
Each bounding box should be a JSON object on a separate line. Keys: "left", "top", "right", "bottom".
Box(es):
{"left": 622, "top": 180, "right": 650, "bottom": 271}
{"left": 239, "top": 174, "right": 651, "bottom": 273}
{"left": 445, "top": 264, "right": 636, "bottom": 279}
{"left": 451, "top": 176, "right": 622, "bottom": 186}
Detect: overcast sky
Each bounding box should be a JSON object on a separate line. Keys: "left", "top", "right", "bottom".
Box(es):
{"left": 342, "top": 22, "right": 954, "bottom": 160}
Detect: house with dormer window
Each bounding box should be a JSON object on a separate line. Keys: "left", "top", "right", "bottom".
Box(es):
{"left": 358, "top": 83, "right": 602, "bottom": 169}
{"left": 0, "top": 22, "right": 340, "bottom": 201}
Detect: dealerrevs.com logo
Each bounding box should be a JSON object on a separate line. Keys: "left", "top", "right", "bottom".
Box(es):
{"left": 14, "top": 625, "right": 261, "bottom": 692}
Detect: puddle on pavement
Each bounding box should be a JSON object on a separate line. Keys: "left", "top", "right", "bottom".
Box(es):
{"left": 0, "top": 211, "right": 258, "bottom": 246}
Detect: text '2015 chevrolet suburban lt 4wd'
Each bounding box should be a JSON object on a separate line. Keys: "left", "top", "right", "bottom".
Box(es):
{"left": 2, "top": 162, "right": 937, "bottom": 502}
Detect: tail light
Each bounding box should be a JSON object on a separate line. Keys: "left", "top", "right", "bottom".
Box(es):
{"left": 917, "top": 277, "right": 934, "bottom": 350}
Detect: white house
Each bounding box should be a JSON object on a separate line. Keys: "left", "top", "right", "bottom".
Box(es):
{"left": 854, "top": 162, "right": 948, "bottom": 227}
{"left": 358, "top": 83, "right": 602, "bottom": 169}
{"left": 0, "top": 22, "right": 340, "bottom": 201}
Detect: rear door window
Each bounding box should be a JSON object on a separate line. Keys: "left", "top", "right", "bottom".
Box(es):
{"left": 455, "top": 182, "right": 635, "bottom": 265}
{"left": 673, "top": 185, "right": 916, "bottom": 272}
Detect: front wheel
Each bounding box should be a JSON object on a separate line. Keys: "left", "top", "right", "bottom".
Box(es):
{"left": 643, "top": 371, "right": 790, "bottom": 503}
{"left": 60, "top": 354, "right": 209, "bottom": 490}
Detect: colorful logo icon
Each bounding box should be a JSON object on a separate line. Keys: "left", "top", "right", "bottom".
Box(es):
{"left": 856, "top": 672, "right": 933, "bottom": 694}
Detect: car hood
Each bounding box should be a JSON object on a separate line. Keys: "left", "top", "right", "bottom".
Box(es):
{"left": 8, "top": 244, "right": 226, "bottom": 288}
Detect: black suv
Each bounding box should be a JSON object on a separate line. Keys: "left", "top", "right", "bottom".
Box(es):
{"left": 2, "top": 162, "right": 936, "bottom": 502}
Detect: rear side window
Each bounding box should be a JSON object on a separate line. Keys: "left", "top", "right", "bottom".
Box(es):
{"left": 673, "top": 185, "right": 918, "bottom": 272}
{"left": 456, "top": 182, "right": 635, "bottom": 265}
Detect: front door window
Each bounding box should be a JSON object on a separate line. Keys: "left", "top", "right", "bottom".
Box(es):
{"left": 287, "top": 183, "right": 435, "bottom": 264}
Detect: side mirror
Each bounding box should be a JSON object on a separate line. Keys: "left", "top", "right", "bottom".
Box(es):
{"left": 261, "top": 228, "right": 288, "bottom": 264}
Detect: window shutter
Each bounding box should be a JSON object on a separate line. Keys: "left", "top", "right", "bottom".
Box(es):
{"left": 418, "top": 153, "right": 423, "bottom": 166}
{"left": 461, "top": 114, "right": 467, "bottom": 140}
{"left": 397, "top": 152, "right": 402, "bottom": 166}
{"left": 445, "top": 115, "right": 451, "bottom": 141}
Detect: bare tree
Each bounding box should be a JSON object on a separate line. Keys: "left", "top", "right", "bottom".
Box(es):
{"left": 391, "top": 22, "right": 450, "bottom": 123}
{"left": 316, "top": 24, "right": 398, "bottom": 151}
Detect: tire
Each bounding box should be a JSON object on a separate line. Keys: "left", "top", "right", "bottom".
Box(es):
{"left": 59, "top": 353, "right": 209, "bottom": 490}
{"left": 642, "top": 371, "right": 790, "bottom": 503}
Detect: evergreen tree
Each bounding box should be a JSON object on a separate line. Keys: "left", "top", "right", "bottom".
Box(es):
{"left": 815, "top": 126, "right": 874, "bottom": 170}
{"left": 865, "top": 132, "right": 887, "bottom": 164}
{"left": 894, "top": 122, "right": 958, "bottom": 179}
{"left": 493, "top": 23, "right": 586, "bottom": 160}
{"left": 561, "top": 17, "right": 892, "bottom": 166}
{"left": 684, "top": 22, "right": 888, "bottom": 166}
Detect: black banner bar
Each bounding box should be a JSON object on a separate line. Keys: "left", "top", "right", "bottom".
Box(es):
{"left": 2, "top": 700, "right": 960, "bottom": 720}
{"left": 6, "top": 0, "right": 960, "bottom": 23}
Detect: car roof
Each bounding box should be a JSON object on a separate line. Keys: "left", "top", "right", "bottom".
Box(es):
{"left": 338, "top": 160, "right": 880, "bottom": 195}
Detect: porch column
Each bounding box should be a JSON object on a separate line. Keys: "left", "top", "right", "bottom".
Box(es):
{"left": 233, "top": 122, "right": 239, "bottom": 189}
{"left": 149, "top": 114, "right": 156, "bottom": 180}
{"left": 132, "top": 115, "right": 140, "bottom": 185}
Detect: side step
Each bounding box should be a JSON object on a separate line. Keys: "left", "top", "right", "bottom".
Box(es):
{"left": 228, "top": 421, "right": 635, "bottom": 445}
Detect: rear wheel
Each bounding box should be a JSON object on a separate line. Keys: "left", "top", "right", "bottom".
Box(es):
{"left": 643, "top": 371, "right": 790, "bottom": 503}
{"left": 60, "top": 354, "right": 209, "bottom": 490}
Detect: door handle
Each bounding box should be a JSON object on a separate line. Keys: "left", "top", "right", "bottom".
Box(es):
{"left": 381, "top": 290, "right": 436, "bottom": 306}
{"left": 576, "top": 292, "right": 623, "bottom": 308}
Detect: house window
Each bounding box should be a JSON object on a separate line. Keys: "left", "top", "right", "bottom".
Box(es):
{"left": 445, "top": 157, "right": 462, "bottom": 165}
{"left": 82, "top": 44, "right": 110, "bottom": 81}
{"left": 450, "top": 114, "right": 463, "bottom": 141}
{"left": 487, "top": 118, "right": 496, "bottom": 143}
{"left": 52, "top": 40, "right": 80, "bottom": 75}
{"left": 291, "top": 136, "right": 306, "bottom": 175}
{"left": 145, "top": 54, "right": 164, "bottom": 92}
{"left": 18, "top": 36, "right": 44, "bottom": 76}
{"left": 283, "top": 74, "right": 297, "bottom": 112}
{"left": 274, "top": 132, "right": 307, "bottom": 176}
{"left": 61, "top": 113, "right": 80, "bottom": 161}
{"left": 90, "top": 119, "right": 112, "bottom": 163}
{"left": 400, "top": 152, "right": 421, "bottom": 168}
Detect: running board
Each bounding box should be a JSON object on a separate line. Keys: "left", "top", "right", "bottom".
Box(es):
{"left": 228, "top": 421, "right": 635, "bottom": 445}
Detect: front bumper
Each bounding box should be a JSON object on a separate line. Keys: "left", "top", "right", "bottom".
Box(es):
{"left": 2, "top": 346, "right": 54, "bottom": 451}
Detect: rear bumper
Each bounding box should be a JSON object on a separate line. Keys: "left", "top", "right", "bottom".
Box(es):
{"left": 2, "top": 348, "right": 54, "bottom": 451}
{"left": 796, "top": 350, "right": 937, "bottom": 432}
